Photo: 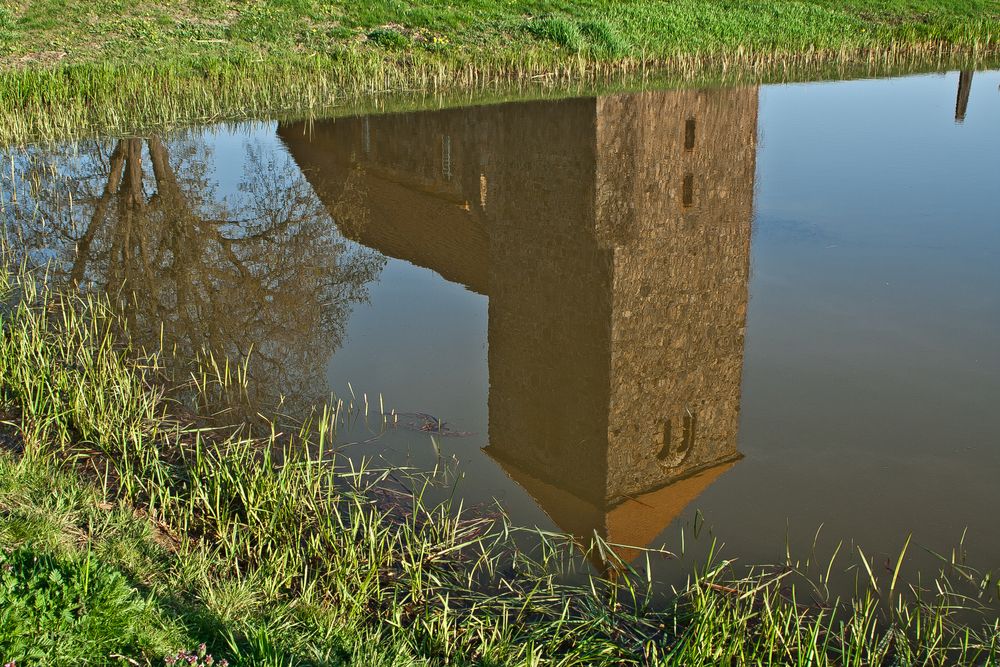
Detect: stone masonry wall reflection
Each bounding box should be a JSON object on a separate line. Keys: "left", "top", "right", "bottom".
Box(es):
{"left": 279, "top": 86, "right": 757, "bottom": 515}
{"left": 598, "top": 90, "right": 756, "bottom": 501}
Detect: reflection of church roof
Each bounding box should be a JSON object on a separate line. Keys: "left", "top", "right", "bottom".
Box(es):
{"left": 484, "top": 445, "right": 738, "bottom": 563}
{"left": 277, "top": 124, "right": 490, "bottom": 294}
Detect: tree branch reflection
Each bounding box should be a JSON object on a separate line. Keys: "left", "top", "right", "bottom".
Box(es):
{"left": 4, "top": 132, "right": 386, "bottom": 422}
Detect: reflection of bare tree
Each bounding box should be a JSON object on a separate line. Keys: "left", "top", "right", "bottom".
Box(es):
{"left": 3, "top": 133, "right": 385, "bottom": 420}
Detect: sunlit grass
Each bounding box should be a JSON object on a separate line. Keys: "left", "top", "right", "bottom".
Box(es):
{"left": 2, "top": 0, "right": 1000, "bottom": 145}
{"left": 1, "top": 0, "right": 998, "bottom": 145}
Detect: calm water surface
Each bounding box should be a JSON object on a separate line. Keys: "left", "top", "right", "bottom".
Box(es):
{"left": 4, "top": 70, "right": 998, "bottom": 578}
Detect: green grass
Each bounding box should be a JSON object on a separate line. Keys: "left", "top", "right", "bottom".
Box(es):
{"left": 0, "top": 0, "right": 998, "bottom": 143}
{"left": 0, "top": 544, "right": 174, "bottom": 663}
{"left": 3, "top": 0, "right": 999, "bottom": 65}
{"left": 1, "top": 237, "right": 999, "bottom": 664}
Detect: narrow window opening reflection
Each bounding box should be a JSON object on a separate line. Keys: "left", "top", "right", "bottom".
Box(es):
{"left": 682, "top": 173, "right": 694, "bottom": 208}
{"left": 684, "top": 118, "right": 697, "bottom": 150}
{"left": 680, "top": 410, "right": 697, "bottom": 455}
{"left": 442, "top": 135, "right": 452, "bottom": 180}
{"left": 656, "top": 419, "right": 673, "bottom": 461}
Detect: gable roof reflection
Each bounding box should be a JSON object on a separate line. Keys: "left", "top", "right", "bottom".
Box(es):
{"left": 486, "top": 446, "right": 738, "bottom": 563}
{"left": 277, "top": 110, "right": 490, "bottom": 294}
{"left": 279, "top": 86, "right": 758, "bottom": 562}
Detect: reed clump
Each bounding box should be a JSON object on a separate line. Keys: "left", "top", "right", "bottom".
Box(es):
{"left": 0, "top": 43, "right": 997, "bottom": 146}
{"left": 1, "top": 250, "right": 998, "bottom": 664}
{"left": 3, "top": 0, "right": 999, "bottom": 145}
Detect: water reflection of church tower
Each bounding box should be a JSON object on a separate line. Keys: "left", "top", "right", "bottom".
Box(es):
{"left": 484, "top": 89, "right": 756, "bottom": 517}
{"left": 278, "top": 86, "right": 758, "bottom": 556}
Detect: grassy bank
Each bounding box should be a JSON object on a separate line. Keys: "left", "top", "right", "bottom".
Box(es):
{"left": 0, "top": 0, "right": 999, "bottom": 143}
{"left": 2, "top": 249, "right": 1000, "bottom": 664}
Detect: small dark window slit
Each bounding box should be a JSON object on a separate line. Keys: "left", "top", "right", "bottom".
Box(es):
{"left": 442, "top": 135, "right": 452, "bottom": 180}
{"left": 682, "top": 173, "right": 694, "bottom": 208}
{"left": 684, "top": 118, "right": 696, "bottom": 150}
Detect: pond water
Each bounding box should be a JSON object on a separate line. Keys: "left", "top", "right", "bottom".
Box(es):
{"left": 3, "top": 69, "right": 998, "bottom": 581}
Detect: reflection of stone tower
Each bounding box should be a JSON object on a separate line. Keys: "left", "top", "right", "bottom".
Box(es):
{"left": 599, "top": 90, "right": 756, "bottom": 503}
{"left": 279, "top": 87, "right": 757, "bottom": 557}
{"left": 482, "top": 89, "right": 755, "bottom": 507}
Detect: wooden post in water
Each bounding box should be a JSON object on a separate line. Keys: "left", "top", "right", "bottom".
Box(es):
{"left": 955, "top": 71, "right": 973, "bottom": 122}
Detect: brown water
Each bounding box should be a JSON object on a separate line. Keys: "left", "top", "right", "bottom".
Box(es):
{"left": 3, "top": 70, "right": 998, "bottom": 582}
